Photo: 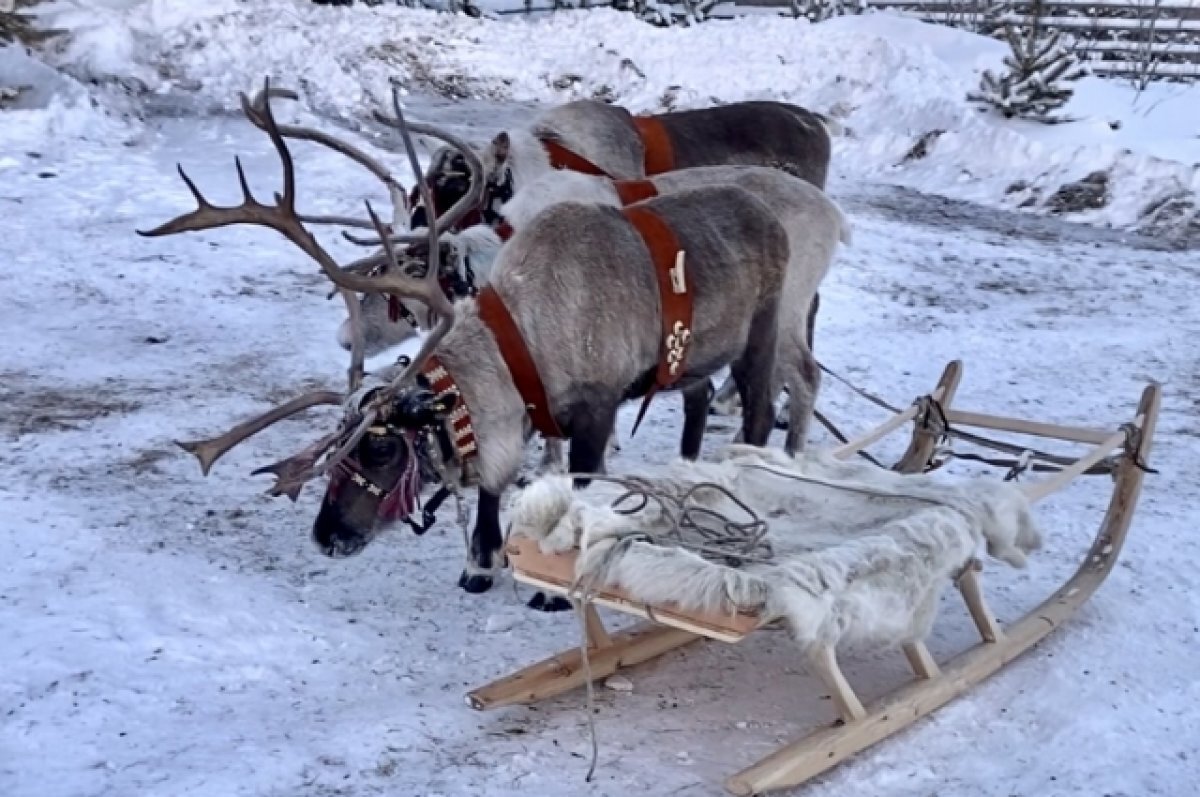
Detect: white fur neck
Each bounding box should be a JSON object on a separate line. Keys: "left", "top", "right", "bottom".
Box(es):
{"left": 500, "top": 170, "right": 622, "bottom": 228}
{"left": 505, "top": 128, "right": 555, "bottom": 196}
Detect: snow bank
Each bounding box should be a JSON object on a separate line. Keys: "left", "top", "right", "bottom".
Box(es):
{"left": 0, "top": 43, "right": 134, "bottom": 151}
{"left": 22, "top": 0, "right": 1200, "bottom": 237}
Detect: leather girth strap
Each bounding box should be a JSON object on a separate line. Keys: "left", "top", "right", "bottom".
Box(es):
{"left": 476, "top": 286, "right": 565, "bottom": 439}
{"left": 622, "top": 205, "right": 693, "bottom": 436}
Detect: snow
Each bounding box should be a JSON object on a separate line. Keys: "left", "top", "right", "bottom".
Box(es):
{"left": 3, "top": 3, "right": 1200, "bottom": 796}
{"left": 22, "top": 0, "right": 1200, "bottom": 238}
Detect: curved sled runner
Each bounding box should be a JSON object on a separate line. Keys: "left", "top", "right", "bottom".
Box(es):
{"left": 467, "top": 360, "right": 1161, "bottom": 795}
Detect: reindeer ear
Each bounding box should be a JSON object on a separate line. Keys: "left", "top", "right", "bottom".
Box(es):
{"left": 492, "top": 131, "right": 510, "bottom": 165}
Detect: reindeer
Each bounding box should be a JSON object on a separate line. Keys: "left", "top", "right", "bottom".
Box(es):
{"left": 403, "top": 98, "right": 838, "bottom": 422}
{"left": 338, "top": 166, "right": 849, "bottom": 460}
{"left": 140, "top": 82, "right": 802, "bottom": 599}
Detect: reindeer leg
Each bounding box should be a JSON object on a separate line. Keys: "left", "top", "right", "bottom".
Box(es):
{"left": 679, "top": 379, "right": 714, "bottom": 460}
{"left": 459, "top": 488, "right": 504, "bottom": 594}
{"left": 780, "top": 328, "right": 822, "bottom": 455}
{"left": 731, "top": 309, "right": 780, "bottom": 447}
{"left": 538, "top": 437, "right": 566, "bottom": 475}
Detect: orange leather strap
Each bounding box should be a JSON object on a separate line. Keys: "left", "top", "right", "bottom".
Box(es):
{"left": 475, "top": 286, "right": 564, "bottom": 439}
{"left": 539, "top": 137, "right": 612, "bottom": 177}
{"left": 621, "top": 205, "right": 693, "bottom": 436}
{"left": 632, "top": 116, "right": 675, "bottom": 175}
{"left": 537, "top": 115, "right": 674, "bottom": 180}
{"left": 614, "top": 179, "right": 659, "bottom": 205}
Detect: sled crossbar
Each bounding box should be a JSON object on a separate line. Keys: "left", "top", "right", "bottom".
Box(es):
{"left": 943, "top": 408, "right": 1114, "bottom": 446}
{"left": 470, "top": 360, "right": 1161, "bottom": 796}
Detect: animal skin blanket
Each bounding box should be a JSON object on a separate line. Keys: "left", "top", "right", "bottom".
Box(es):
{"left": 506, "top": 444, "right": 1042, "bottom": 652}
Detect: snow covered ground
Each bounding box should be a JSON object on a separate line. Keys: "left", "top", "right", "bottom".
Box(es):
{"left": 27, "top": 0, "right": 1200, "bottom": 241}
{"left": 3, "top": 5, "right": 1200, "bottom": 797}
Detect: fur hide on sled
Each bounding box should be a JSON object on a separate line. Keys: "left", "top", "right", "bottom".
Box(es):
{"left": 505, "top": 444, "right": 1042, "bottom": 653}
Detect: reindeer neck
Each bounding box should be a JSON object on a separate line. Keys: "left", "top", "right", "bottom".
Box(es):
{"left": 432, "top": 302, "right": 534, "bottom": 494}
{"left": 507, "top": 128, "right": 554, "bottom": 193}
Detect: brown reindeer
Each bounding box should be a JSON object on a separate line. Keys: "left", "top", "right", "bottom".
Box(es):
{"left": 140, "top": 83, "right": 803, "bottom": 599}
{"left": 409, "top": 98, "right": 836, "bottom": 230}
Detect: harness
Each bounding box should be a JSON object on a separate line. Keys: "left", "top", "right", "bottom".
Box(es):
{"left": 416, "top": 285, "right": 565, "bottom": 488}
{"left": 622, "top": 205, "right": 694, "bottom": 436}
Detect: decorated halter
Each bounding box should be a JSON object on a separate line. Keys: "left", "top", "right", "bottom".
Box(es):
{"left": 326, "top": 424, "right": 423, "bottom": 525}
{"left": 326, "top": 360, "right": 471, "bottom": 537}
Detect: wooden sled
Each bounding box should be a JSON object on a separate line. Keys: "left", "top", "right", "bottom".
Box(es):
{"left": 467, "top": 360, "right": 1161, "bottom": 795}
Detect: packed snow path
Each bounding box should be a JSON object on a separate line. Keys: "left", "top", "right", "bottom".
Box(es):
{"left": 2, "top": 95, "right": 1197, "bottom": 797}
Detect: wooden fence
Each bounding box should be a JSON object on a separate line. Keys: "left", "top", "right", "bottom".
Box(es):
{"left": 864, "top": 0, "right": 1200, "bottom": 82}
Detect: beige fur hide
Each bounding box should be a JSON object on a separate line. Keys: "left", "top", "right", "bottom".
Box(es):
{"left": 506, "top": 445, "right": 1042, "bottom": 653}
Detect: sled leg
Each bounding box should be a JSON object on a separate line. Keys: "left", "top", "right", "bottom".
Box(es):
{"left": 902, "top": 641, "right": 940, "bottom": 680}
{"left": 956, "top": 560, "right": 1003, "bottom": 643}
{"left": 809, "top": 645, "right": 866, "bottom": 723}
{"left": 894, "top": 359, "right": 962, "bottom": 473}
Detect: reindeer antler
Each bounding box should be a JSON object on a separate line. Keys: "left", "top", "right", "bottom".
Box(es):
{"left": 345, "top": 87, "right": 488, "bottom": 248}
{"left": 138, "top": 76, "right": 464, "bottom": 498}
{"left": 243, "top": 86, "right": 410, "bottom": 233}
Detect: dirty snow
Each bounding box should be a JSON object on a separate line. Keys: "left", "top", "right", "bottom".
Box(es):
{"left": 3, "top": 4, "right": 1200, "bottom": 797}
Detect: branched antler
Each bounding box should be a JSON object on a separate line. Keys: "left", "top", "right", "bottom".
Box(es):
{"left": 243, "top": 86, "right": 410, "bottom": 233}
{"left": 139, "top": 76, "right": 474, "bottom": 498}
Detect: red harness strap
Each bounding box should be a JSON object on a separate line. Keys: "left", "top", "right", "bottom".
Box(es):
{"left": 476, "top": 286, "right": 565, "bottom": 439}
{"left": 632, "top": 116, "right": 676, "bottom": 175}
{"left": 614, "top": 179, "right": 659, "bottom": 205}
{"left": 417, "top": 286, "right": 563, "bottom": 476}
{"left": 539, "top": 138, "right": 612, "bottom": 177}
{"left": 621, "top": 205, "right": 694, "bottom": 436}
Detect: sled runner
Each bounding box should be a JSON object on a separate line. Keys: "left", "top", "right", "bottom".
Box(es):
{"left": 466, "top": 360, "right": 1161, "bottom": 795}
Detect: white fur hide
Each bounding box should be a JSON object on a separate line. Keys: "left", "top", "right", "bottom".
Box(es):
{"left": 506, "top": 445, "right": 1041, "bottom": 652}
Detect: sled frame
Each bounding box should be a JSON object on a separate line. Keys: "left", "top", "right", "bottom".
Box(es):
{"left": 466, "top": 360, "right": 1161, "bottom": 795}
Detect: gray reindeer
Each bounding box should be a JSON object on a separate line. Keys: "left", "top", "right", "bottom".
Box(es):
{"left": 339, "top": 165, "right": 850, "bottom": 460}
{"left": 140, "top": 85, "right": 813, "bottom": 599}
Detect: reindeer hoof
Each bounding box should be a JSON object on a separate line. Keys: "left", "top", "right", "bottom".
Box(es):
{"left": 526, "top": 591, "right": 573, "bottom": 612}
{"left": 458, "top": 571, "right": 494, "bottom": 594}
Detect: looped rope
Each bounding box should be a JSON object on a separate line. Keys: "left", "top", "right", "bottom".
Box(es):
{"left": 562, "top": 472, "right": 775, "bottom": 565}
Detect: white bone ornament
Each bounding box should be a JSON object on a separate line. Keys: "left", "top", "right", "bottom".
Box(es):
{"left": 665, "top": 320, "right": 691, "bottom": 375}
{"left": 669, "top": 250, "right": 687, "bottom": 294}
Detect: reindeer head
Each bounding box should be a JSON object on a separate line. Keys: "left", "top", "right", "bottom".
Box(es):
{"left": 312, "top": 383, "right": 459, "bottom": 557}
{"left": 138, "top": 78, "right": 484, "bottom": 557}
